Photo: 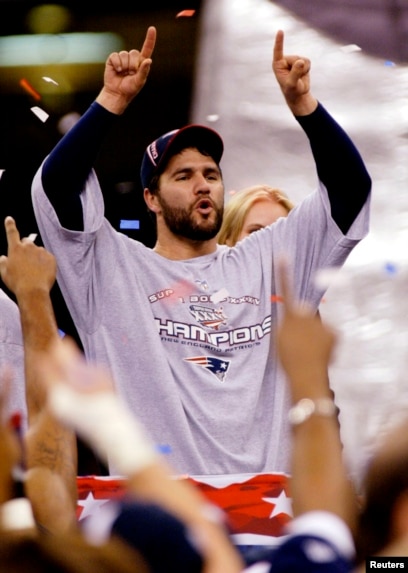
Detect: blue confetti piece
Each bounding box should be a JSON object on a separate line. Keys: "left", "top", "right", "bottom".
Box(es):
{"left": 384, "top": 60, "right": 396, "bottom": 67}
{"left": 156, "top": 444, "right": 172, "bottom": 455}
{"left": 384, "top": 261, "right": 398, "bottom": 275}
{"left": 120, "top": 219, "right": 140, "bottom": 230}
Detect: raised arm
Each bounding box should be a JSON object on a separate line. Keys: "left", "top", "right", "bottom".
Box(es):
{"left": 276, "top": 260, "right": 357, "bottom": 529}
{"left": 0, "top": 217, "right": 77, "bottom": 533}
{"left": 41, "top": 26, "right": 157, "bottom": 230}
{"left": 43, "top": 338, "right": 244, "bottom": 573}
{"left": 272, "top": 30, "right": 371, "bottom": 234}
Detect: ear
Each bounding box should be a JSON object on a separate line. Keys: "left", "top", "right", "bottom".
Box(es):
{"left": 143, "top": 188, "right": 161, "bottom": 214}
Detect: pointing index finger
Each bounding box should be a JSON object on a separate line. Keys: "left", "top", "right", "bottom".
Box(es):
{"left": 140, "top": 26, "right": 157, "bottom": 60}
{"left": 273, "top": 29, "right": 284, "bottom": 63}
{"left": 4, "top": 216, "right": 21, "bottom": 248}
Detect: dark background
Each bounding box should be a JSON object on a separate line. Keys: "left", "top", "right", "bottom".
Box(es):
{"left": 0, "top": 1, "right": 203, "bottom": 341}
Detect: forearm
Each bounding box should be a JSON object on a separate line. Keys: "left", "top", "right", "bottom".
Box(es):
{"left": 296, "top": 102, "right": 371, "bottom": 233}
{"left": 291, "top": 417, "right": 356, "bottom": 529}
{"left": 17, "top": 289, "right": 58, "bottom": 413}
{"left": 16, "top": 289, "right": 78, "bottom": 516}
{"left": 42, "top": 102, "right": 117, "bottom": 230}
{"left": 287, "top": 366, "right": 357, "bottom": 531}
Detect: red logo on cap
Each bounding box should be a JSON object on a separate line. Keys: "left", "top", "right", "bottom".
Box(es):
{"left": 151, "top": 142, "right": 159, "bottom": 161}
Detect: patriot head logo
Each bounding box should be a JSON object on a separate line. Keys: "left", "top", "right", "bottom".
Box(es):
{"left": 184, "top": 356, "right": 231, "bottom": 382}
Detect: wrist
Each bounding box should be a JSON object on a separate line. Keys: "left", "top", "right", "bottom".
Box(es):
{"left": 284, "top": 368, "right": 331, "bottom": 401}
{"left": 15, "top": 285, "right": 52, "bottom": 301}
{"left": 96, "top": 89, "right": 130, "bottom": 115}
{"left": 288, "top": 94, "right": 318, "bottom": 117}
{"left": 288, "top": 397, "right": 338, "bottom": 426}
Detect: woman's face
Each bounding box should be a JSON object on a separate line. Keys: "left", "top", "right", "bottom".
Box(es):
{"left": 236, "top": 198, "right": 289, "bottom": 243}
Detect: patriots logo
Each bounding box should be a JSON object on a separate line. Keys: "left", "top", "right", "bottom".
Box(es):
{"left": 184, "top": 356, "right": 231, "bottom": 382}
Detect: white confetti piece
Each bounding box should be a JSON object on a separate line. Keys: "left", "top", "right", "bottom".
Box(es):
{"left": 42, "top": 76, "right": 59, "bottom": 85}
{"left": 212, "top": 288, "right": 229, "bottom": 303}
{"left": 57, "top": 111, "right": 80, "bottom": 134}
{"left": 206, "top": 114, "right": 219, "bottom": 123}
{"left": 30, "top": 106, "right": 49, "bottom": 123}
{"left": 340, "top": 44, "right": 362, "bottom": 54}
{"left": 314, "top": 267, "right": 351, "bottom": 290}
{"left": 26, "top": 233, "right": 37, "bottom": 243}
{"left": 0, "top": 169, "right": 5, "bottom": 180}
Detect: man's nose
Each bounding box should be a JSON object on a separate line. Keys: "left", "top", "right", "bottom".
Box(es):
{"left": 194, "top": 173, "right": 211, "bottom": 193}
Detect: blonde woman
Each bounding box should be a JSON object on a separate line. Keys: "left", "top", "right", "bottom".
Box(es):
{"left": 217, "top": 185, "right": 294, "bottom": 246}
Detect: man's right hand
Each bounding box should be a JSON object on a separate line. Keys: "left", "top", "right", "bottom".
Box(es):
{"left": 272, "top": 29, "right": 318, "bottom": 116}
{"left": 96, "top": 25, "right": 157, "bottom": 115}
{"left": 0, "top": 216, "right": 57, "bottom": 299}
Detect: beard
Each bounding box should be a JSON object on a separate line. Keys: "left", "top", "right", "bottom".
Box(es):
{"left": 157, "top": 194, "right": 224, "bottom": 241}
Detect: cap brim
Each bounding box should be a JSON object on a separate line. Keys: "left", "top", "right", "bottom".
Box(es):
{"left": 159, "top": 124, "right": 224, "bottom": 169}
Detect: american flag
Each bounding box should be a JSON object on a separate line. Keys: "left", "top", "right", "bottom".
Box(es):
{"left": 76, "top": 472, "right": 292, "bottom": 547}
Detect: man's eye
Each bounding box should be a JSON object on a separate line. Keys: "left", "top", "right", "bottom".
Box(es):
{"left": 206, "top": 173, "right": 219, "bottom": 181}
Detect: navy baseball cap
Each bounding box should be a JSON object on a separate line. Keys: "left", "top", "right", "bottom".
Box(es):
{"left": 140, "top": 124, "right": 224, "bottom": 189}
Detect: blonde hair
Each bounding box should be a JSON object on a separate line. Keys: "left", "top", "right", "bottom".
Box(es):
{"left": 218, "top": 184, "right": 294, "bottom": 246}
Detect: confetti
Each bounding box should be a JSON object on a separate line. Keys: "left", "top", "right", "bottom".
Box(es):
{"left": 340, "top": 44, "right": 362, "bottom": 54}
{"left": 384, "top": 60, "right": 396, "bottom": 67}
{"left": 9, "top": 411, "right": 22, "bottom": 431}
{"left": 19, "top": 78, "right": 41, "bottom": 101}
{"left": 206, "top": 114, "right": 219, "bottom": 123}
{"left": 156, "top": 444, "right": 172, "bottom": 454}
{"left": 271, "top": 294, "right": 284, "bottom": 303}
{"left": 0, "top": 169, "right": 5, "bottom": 180}
{"left": 120, "top": 219, "right": 140, "bottom": 230}
{"left": 384, "top": 261, "right": 398, "bottom": 275}
{"left": 30, "top": 106, "right": 49, "bottom": 123}
{"left": 26, "top": 233, "right": 37, "bottom": 243}
{"left": 314, "top": 267, "right": 349, "bottom": 290}
{"left": 57, "top": 112, "right": 81, "bottom": 134}
{"left": 42, "top": 76, "right": 59, "bottom": 85}
{"left": 212, "top": 288, "right": 229, "bottom": 304}
{"left": 176, "top": 9, "right": 196, "bottom": 18}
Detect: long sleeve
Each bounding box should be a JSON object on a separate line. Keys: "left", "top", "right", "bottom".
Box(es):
{"left": 41, "top": 102, "right": 118, "bottom": 231}
{"left": 296, "top": 102, "right": 372, "bottom": 234}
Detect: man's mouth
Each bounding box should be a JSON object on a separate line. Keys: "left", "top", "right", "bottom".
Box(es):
{"left": 195, "top": 198, "right": 213, "bottom": 214}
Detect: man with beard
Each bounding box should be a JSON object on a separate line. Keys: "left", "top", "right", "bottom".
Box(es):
{"left": 31, "top": 25, "right": 371, "bottom": 477}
